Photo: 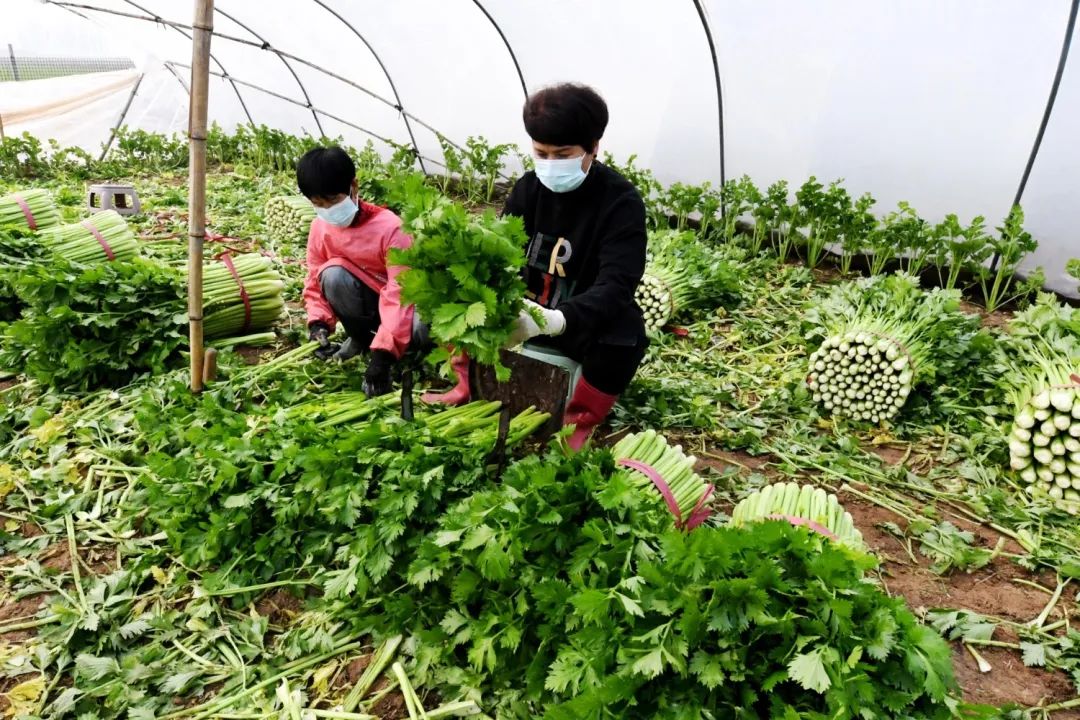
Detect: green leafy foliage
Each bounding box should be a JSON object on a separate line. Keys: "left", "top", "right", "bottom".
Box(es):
{"left": 382, "top": 447, "right": 960, "bottom": 718}
{"left": 974, "top": 206, "right": 1043, "bottom": 313}
{"left": 927, "top": 609, "right": 998, "bottom": 645}
{"left": 913, "top": 520, "right": 994, "bottom": 574}
{"left": 0, "top": 257, "right": 186, "bottom": 389}
{"left": 794, "top": 176, "right": 860, "bottom": 269}
{"left": 645, "top": 229, "right": 743, "bottom": 311}
{"left": 933, "top": 214, "right": 992, "bottom": 291}
{"left": 1, "top": 128, "right": 1067, "bottom": 717}
{"left": 0, "top": 226, "right": 42, "bottom": 324}
{"left": 391, "top": 176, "right": 529, "bottom": 379}
{"left": 139, "top": 377, "right": 526, "bottom": 592}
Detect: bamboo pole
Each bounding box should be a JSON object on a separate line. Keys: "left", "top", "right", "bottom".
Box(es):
{"left": 187, "top": 0, "right": 213, "bottom": 392}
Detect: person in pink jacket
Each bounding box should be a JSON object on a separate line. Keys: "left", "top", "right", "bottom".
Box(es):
{"left": 297, "top": 146, "right": 422, "bottom": 397}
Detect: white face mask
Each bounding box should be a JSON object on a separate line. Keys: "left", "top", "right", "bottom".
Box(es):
{"left": 534, "top": 155, "right": 590, "bottom": 193}
{"left": 315, "top": 195, "right": 358, "bottom": 227}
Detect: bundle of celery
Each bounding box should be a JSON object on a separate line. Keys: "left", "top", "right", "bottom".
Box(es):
{"left": 996, "top": 295, "right": 1080, "bottom": 506}
{"left": 804, "top": 272, "right": 984, "bottom": 423}
{"left": 637, "top": 265, "right": 693, "bottom": 332}
{"left": 424, "top": 399, "right": 550, "bottom": 448}
{"left": 612, "top": 429, "right": 714, "bottom": 527}
{"left": 0, "top": 257, "right": 185, "bottom": 389}
{"left": 265, "top": 195, "right": 316, "bottom": 245}
{"left": 0, "top": 188, "right": 61, "bottom": 232}
{"left": 200, "top": 253, "right": 285, "bottom": 339}
{"left": 730, "top": 482, "right": 863, "bottom": 547}
{"left": 0, "top": 227, "right": 43, "bottom": 323}
{"left": 39, "top": 210, "right": 138, "bottom": 263}
{"left": 635, "top": 229, "right": 740, "bottom": 332}
{"left": 284, "top": 393, "right": 550, "bottom": 448}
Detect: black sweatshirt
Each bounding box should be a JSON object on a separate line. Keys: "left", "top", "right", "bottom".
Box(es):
{"left": 503, "top": 161, "right": 647, "bottom": 350}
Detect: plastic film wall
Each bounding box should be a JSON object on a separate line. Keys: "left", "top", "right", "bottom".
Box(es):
{"left": 1, "top": 0, "right": 1077, "bottom": 296}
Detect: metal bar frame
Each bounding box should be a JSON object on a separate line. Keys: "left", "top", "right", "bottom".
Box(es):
{"left": 165, "top": 61, "right": 449, "bottom": 171}
{"left": 308, "top": 0, "right": 427, "bottom": 174}
{"left": 690, "top": 0, "right": 726, "bottom": 193}
{"left": 99, "top": 72, "right": 146, "bottom": 161}
{"left": 45, "top": 1, "right": 477, "bottom": 166}
{"left": 214, "top": 7, "right": 324, "bottom": 136}
{"left": 114, "top": 0, "right": 254, "bottom": 124}
{"left": 469, "top": 0, "right": 528, "bottom": 99}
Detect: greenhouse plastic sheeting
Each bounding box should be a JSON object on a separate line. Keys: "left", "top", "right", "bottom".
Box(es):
{"left": 1, "top": 69, "right": 188, "bottom": 153}
{"left": 2, "top": 0, "right": 1078, "bottom": 296}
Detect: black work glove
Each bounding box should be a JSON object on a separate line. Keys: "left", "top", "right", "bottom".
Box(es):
{"left": 362, "top": 349, "right": 395, "bottom": 398}
{"left": 309, "top": 322, "right": 339, "bottom": 361}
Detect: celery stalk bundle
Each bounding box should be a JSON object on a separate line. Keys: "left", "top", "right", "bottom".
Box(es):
{"left": 635, "top": 229, "right": 740, "bottom": 333}
{"left": 637, "top": 264, "right": 695, "bottom": 333}
{"left": 806, "top": 321, "right": 917, "bottom": 423}
{"left": 805, "top": 273, "right": 979, "bottom": 423}
{"left": 284, "top": 393, "right": 549, "bottom": 448}
{"left": 199, "top": 253, "right": 285, "bottom": 339}
{"left": 1005, "top": 357, "right": 1080, "bottom": 505}
{"left": 423, "top": 399, "right": 550, "bottom": 448}
{"left": 39, "top": 210, "right": 137, "bottom": 263}
{"left": 0, "top": 189, "right": 61, "bottom": 232}
{"left": 997, "top": 297, "right": 1080, "bottom": 506}
{"left": 729, "top": 481, "right": 863, "bottom": 547}
{"left": 265, "top": 195, "right": 316, "bottom": 245}
{"left": 612, "top": 429, "right": 714, "bottom": 525}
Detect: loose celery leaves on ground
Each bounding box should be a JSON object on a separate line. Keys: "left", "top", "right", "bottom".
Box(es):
{"left": 390, "top": 176, "right": 528, "bottom": 380}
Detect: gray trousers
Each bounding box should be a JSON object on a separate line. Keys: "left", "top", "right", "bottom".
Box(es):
{"left": 320, "top": 265, "right": 429, "bottom": 351}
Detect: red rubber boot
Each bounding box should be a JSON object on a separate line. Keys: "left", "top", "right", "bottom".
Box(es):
{"left": 421, "top": 353, "right": 471, "bottom": 406}
{"left": 563, "top": 377, "right": 618, "bottom": 451}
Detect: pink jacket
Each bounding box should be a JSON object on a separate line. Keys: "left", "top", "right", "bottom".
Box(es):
{"left": 303, "top": 202, "right": 415, "bottom": 359}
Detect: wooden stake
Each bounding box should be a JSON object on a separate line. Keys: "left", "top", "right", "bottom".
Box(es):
{"left": 187, "top": 0, "right": 214, "bottom": 392}
{"left": 202, "top": 347, "right": 218, "bottom": 385}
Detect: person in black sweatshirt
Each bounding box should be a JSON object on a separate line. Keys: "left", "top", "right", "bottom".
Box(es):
{"left": 506, "top": 83, "right": 649, "bottom": 448}
{"left": 424, "top": 83, "right": 649, "bottom": 449}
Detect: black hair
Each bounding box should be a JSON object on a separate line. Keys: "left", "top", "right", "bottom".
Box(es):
{"left": 296, "top": 146, "right": 356, "bottom": 199}
{"left": 522, "top": 83, "right": 609, "bottom": 151}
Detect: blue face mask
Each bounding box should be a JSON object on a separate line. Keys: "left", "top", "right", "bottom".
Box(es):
{"left": 534, "top": 155, "right": 590, "bottom": 193}
{"left": 315, "top": 195, "right": 358, "bottom": 227}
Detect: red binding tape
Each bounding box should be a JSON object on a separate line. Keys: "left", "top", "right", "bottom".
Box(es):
{"left": 80, "top": 221, "right": 116, "bottom": 261}
{"left": 618, "top": 458, "right": 717, "bottom": 531}
{"left": 685, "top": 485, "right": 716, "bottom": 529}
{"left": 12, "top": 194, "right": 37, "bottom": 230}
{"left": 218, "top": 253, "right": 252, "bottom": 333}
{"left": 619, "top": 458, "right": 683, "bottom": 526}
{"left": 765, "top": 514, "right": 839, "bottom": 541}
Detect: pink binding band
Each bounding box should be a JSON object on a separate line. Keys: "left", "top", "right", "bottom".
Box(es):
{"left": 765, "top": 514, "right": 838, "bottom": 540}
{"left": 685, "top": 485, "right": 716, "bottom": 530}
{"left": 12, "top": 194, "right": 37, "bottom": 230}
{"left": 617, "top": 458, "right": 715, "bottom": 531}
{"left": 80, "top": 221, "right": 116, "bottom": 261}
{"left": 217, "top": 253, "right": 252, "bottom": 333}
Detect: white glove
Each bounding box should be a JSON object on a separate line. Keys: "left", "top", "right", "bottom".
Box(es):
{"left": 507, "top": 300, "right": 566, "bottom": 347}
